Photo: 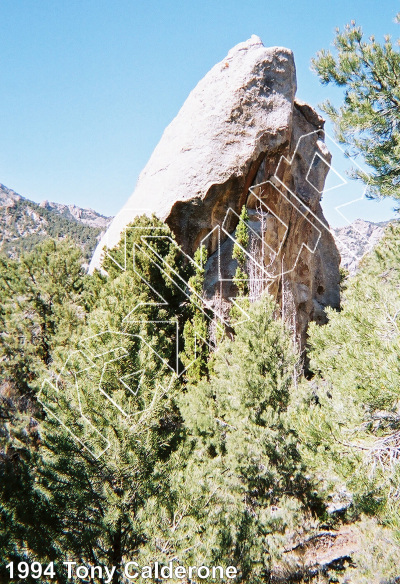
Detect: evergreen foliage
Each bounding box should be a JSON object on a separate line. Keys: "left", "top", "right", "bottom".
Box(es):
{"left": 172, "top": 295, "right": 325, "bottom": 582}
{"left": 0, "top": 238, "right": 99, "bottom": 395}
{"left": 312, "top": 17, "right": 400, "bottom": 200}
{"left": 233, "top": 206, "right": 249, "bottom": 296}
{"left": 0, "top": 198, "right": 105, "bottom": 261}
{"left": 4, "top": 12, "right": 400, "bottom": 583}
{"left": 101, "top": 214, "right": 194, "bottom": 374}
{"left": 291, "top": 223, "right": 400, "bottom": 581}
{"left": 1, "top": 208, "right": 400, "bottom": 582}
{"left": 0, "top": 238, "right": 104, "bottom": 581}
{"left": 182, "top": 245, "right": 211, "bottom": 382}
{"left": 1, "top": 217, "right": 193, "bottom": 581}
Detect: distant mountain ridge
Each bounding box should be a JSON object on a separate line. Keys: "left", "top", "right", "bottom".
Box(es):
{"left": 0, "top": 182, "right": 397, "bottom": 273}
{"left": 332, "top": 218, "right": 398, "bottom": 274}
{"left": 0, "top": 183, "right": 112, "bottom": 261}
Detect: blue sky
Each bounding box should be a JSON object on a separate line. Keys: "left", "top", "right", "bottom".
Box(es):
{"left": 1, "top": 0, "right": 399, "bottom": 225}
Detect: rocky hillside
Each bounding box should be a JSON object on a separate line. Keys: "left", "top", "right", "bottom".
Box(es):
{"left": 1, "top": 178, "right": 394, "bottom": 277}
{"left": 0, "top": 183, "right": 112, "bottom": 261}
{"left": 332, "top": 218, "right": 397, "bottom": 274}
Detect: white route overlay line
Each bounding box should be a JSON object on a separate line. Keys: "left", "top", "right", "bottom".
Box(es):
{"left": 40, "top": 229, "right": 225, "bottom": 456}
{"left": 306, "top": 151, "right": 346, "bottom": 195}
{"left": 218, "top": 182, "right": 322, "bottom": 282}
{"left": 38, "top": 379, "right": 111, "bottom": 460}
{"left": 38, "top": 331, "right": 173, "bottom": 457}
{"left": 133, "top": 236, "right": 230, "bottom": 328}
{"left": 276, "top": 130, "right": 381, "bottom": 261}
{"left": 42, "top": 130, "right": 382, "bottom": 458}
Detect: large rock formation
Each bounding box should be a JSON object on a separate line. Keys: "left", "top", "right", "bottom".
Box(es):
{"left": 90, "top": 35, "right": 340, "bottom": 347}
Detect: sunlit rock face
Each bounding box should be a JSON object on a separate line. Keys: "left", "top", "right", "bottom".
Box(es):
{"left": 90, "top": 35, "right": 340, "bottom": 348}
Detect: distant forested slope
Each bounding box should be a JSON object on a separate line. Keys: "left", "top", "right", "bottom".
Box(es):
{"left": 0, "top": 183, "right": 112, "bottom": 261}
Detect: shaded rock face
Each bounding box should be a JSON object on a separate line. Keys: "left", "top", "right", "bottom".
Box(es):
{"left": 90, "top": 35, "right": 340, "bottom": 347}
{"left": 202, "top": 100, "right": 340, "bottom": 348}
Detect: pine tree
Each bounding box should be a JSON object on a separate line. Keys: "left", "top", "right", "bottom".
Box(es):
{"left": 101, "top": 214, "right": 194, "bottom": 374}
{"left": 0, "top": 238, "right": 102, "bottom": 395}
{"left": 182, "top": 245, "right": 211, "bottom": 382}
{"left": 0, "top": 238, "right": 104, "bottom": 578}
{"left": 0, "top": 216, "right": 195, "bottom": 582}
{"left": 155, "top": 295, "right": 325, "bottom": 582}
{"left": 289, "top": 223, "right": 400, "bottom": 581}
{"left": 232, "top": 206, "right": 249, "bottom": 296}
{"left": 312, "top": 17, "right": 400, "bottom": 200}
